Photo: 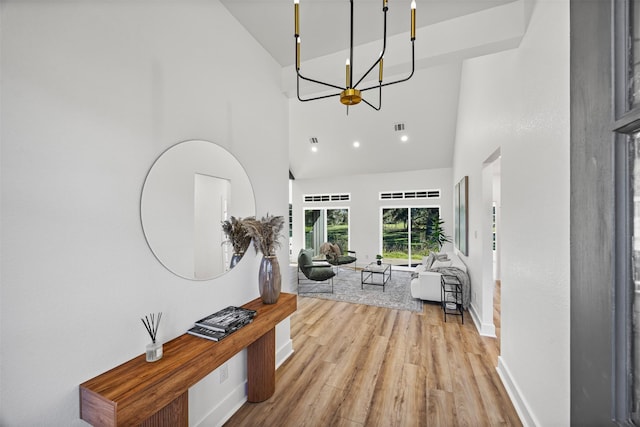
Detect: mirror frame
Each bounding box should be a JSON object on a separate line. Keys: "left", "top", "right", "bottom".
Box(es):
{"left": 140, "top": 139, "right": 256, "bottom": 280}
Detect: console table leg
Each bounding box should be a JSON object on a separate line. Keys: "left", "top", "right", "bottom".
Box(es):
{"left": 247, "top": 327, "right": 276, "bottom": 402}
{"left": 139, "top": 390, "right": 188, "bottom": 427}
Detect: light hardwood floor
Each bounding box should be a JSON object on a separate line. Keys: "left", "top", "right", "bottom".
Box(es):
{"left": 225, "top": 294, "right": 520, "bottom": 426}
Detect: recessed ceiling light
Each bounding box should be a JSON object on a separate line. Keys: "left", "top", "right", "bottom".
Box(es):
{"left": 311, "top": 146, "right": 318, "bottom": 152}
{"left": 353, "top": 141, "right": 360, "bottom": 148}
{"left": 401, "top": 135, "right": 408, "bottom": 142}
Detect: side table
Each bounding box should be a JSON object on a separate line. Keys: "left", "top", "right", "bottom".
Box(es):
{"left": 361, "top": 262, "right": 391, "bottom": 291}
{"left": 440, "top": 274, "right": 463, "bottom": 323}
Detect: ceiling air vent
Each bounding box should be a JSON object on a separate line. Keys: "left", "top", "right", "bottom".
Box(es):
{"left": 309, "top": 137, "right": 319, "bottom": 144}
{"left": 394, "top": 123, "right": 405, "bottom": 132}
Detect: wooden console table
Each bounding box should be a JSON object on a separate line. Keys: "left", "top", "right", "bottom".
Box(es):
{"left": 79, "top": 293, "right": 296, "bottom": 426}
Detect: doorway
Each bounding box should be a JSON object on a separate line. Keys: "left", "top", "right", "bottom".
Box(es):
{"left": 481, "top": 150, "right": 501, "bottom": 338}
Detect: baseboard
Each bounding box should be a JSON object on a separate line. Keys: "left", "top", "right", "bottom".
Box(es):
{"left": 496, "top": 356, "right": 538, "bottom": 427}
{"left": 195, "top": 338, "right": 295, "bottom": 427}
{"left": 469, "top": 302, "right": 496, "bottom": 337}
{"left": 276, "top": 337, "right": 294, "bottom": 369}
{"left": 195, "top": 381, "right": 248, "bottom": 427}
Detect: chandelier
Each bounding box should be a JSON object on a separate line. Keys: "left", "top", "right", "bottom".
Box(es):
{"left": 294, "top": 0, "right": 416, "bottom": 112}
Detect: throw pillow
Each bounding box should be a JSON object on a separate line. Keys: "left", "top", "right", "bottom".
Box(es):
{"left": 331, "top": 243, "right": 342, "bottom": 256}
{"left": 435, "top": 253, "right": 449, "bottom": 261}
{"left": 423, "top": 253, "right": 436, "bottom": 269}
{"left": 319, "top": 242, "right": 332, "bottom": 255}
{"left": 431, "top": 260, "right": 452, "bottom": 269}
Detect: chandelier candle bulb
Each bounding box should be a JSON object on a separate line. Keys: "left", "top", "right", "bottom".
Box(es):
{"left": 294, "top": 0, "right": 299, "bottom": 37}
{"left": 296, "top": 37, "right": 300, "bottom": 70}
{"left": 411, "top": 0, "right": 416, "bottom": 40}
{"left": 346, "top": 58, "right": 351, "bottom": 87}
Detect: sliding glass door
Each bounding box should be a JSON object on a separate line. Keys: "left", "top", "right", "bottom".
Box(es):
{"left": 382, "top": 207, "right": 440, "bottom": 267}
{"left": 304, "top": 208, "right": 349, "bottom": 255}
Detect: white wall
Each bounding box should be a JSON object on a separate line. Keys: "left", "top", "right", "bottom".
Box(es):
{"left": 291, "top": 168, "right": 453, "bottom": 264}
{"left": 453, "top": 1, "right": 569, "bottom": 425}
{"left": 0, "top": 2, "right": 289, "bottom": 426}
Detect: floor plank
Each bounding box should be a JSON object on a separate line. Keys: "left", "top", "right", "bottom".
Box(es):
{"left": 224, "top": 295, "right": 521, "bottom": 427}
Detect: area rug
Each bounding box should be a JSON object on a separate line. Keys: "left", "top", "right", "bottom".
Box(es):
{"left": 290, "top": 265, "right": 423, "bottom": 313}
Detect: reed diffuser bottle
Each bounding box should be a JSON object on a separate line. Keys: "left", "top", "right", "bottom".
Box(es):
{"left": 141, "top": 312, "right": 163, "bottom": 362}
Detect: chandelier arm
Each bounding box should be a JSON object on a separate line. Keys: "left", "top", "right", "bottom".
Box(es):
{"left": 296, "top": 75, "right": 342, "bottom": 102}
{"left": 358, "top": 41, "right": 415, "bottom": 92}
{"left": 353, "top": 53, "right": 385, "bottom": 90}
{"left": 360, "top": 85, "right": 382, "bottom": 111}
{"left": 297, "top": 92, "right": 342, "bottom": 102}
{"left": 353, "top": 5, "right": 388, "bottom": 89}
{"left": 361, "top": 97, "right": 381, "bottom": 111}
{"left": 295, "top": 31, "right": 344, "bottom": 92}
{"left": 296, "top": 70, "right": 346, "bottom": 92}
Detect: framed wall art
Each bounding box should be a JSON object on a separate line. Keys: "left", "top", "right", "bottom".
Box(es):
{"left": 454, "top": 176, "right": 469, "bottom": 256}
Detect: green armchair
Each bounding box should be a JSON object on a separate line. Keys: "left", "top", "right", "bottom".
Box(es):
{"left": 297, "top": 249, "right": 336, "bottom": 293}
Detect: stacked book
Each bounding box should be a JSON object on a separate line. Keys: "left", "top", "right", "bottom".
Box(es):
{"left": 187, "top": 306, "right": 257, "bottom": 342}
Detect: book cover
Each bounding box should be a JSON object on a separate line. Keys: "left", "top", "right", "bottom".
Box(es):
{"left": 194, "top": 306, "right": 257, "bottom": 332}
{"left": 187, "top": 325, "right": 228, "bottom": 342}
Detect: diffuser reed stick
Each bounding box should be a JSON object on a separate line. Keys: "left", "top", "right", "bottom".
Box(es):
{"left": 141, "top": 312, "right": 162, "bottom": 344}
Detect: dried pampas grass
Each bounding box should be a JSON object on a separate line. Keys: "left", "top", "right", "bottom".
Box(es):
{"left": 221, "top": 216, "right": 254, "bottom": 254}
{"left": 243, "top": 213, "right": 286, "bottom": 256}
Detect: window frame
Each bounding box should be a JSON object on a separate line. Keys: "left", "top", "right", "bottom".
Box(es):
{"left": 613, "top": 0, "right": 640, "bottom": 422}
{"left": 302, "top": 206, "right": 351, "bottom": 255}
{"left": 379, "top": 205, "right": 442, "bottom": 269}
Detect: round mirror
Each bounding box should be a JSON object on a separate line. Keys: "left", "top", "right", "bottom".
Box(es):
{"left": 141, "top": 140, "right": 256, "bottom": 280}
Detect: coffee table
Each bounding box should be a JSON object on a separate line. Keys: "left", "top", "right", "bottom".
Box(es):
{"left": 361, "top": 262, "right": 391, "bottom": 291}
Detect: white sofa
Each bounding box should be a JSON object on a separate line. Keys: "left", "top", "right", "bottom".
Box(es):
{"left": 410, "top": 251, "right": 467, "bottom": 302}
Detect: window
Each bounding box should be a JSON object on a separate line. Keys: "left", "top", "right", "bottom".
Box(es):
{"left": 304, "top": 208, "right": 350, "bottom": 255}
{"left": 379, "top": 189, "right": 440, "bottom": 200}
{"left": 303, "top": 193, "right": 350, "bottom": 202}
{"left": 381, "top": 207, "right": 441, "bottom": 268}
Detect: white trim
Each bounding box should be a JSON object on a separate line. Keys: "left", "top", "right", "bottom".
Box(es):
{"left": 195, "top": 338, "right": 295, "bottom": 426}
{"left": 276, "top": 338, "right": 294, "bottom": 368}
{"left": 196, "top": 381, "right": 247, "bottom": 427}
{"left": 469, "top": 302, "right": 496, "bottom": 337}
{"left": 496, "top": 356, "right": 538, "bottom": 427}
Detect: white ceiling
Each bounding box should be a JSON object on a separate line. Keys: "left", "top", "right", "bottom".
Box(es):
{"left": 220, "top": 0, "right": 522, "bottom": 179}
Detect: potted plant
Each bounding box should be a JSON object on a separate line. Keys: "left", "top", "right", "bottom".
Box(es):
{"left": 221, "top": 216, "right": 254, "bottom": 268}
{"left": 244, "top": 214, "right": 286, "bottom": 304}
{"left": 427, "top": 217, "right": 452, "bottom": 253}
{"left": 376, "top": 254, "right": 383, "bottom": 265}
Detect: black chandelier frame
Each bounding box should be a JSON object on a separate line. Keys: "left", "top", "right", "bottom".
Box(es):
{"left": 294, "top": 0, "right": 416, "bottom": 111}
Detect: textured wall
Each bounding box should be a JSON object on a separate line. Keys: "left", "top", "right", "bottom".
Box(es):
{"left": 453, "top": 1, "right": 570, "bottom": 425}
{"left": 0, "top": 2, "right": 288, "bottom": 425}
